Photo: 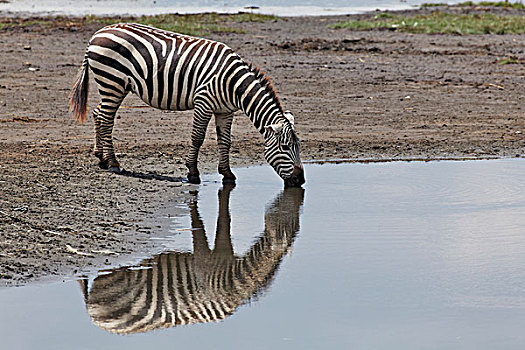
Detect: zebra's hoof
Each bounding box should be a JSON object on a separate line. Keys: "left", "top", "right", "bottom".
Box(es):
{"left": 187, "top": 174, "right": 201, "bottom": 184}
{"left": 98, "top": 159, "right": 109, "bottom": 170}
{"left": 94, "top": 151, "right": 103, "bottom": 161}
{"left": 109, "top": 166, "right": 122, "bottom": 174}
{"left": 222, "top": 177, "right": 236, "bottom": 185}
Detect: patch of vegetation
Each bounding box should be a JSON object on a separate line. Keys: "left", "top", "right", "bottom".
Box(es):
{"left": 374, "top": 12, "right": 396, "bottom": 19}
{"left": 467, "top": 1, "right": 525, "bottom": 8}
{"left": 0, "top": 12, "right": 278, "bottom": 36}
{"left": 89, "top": 12, "right": 278, "bottom": 35}
{"left": 331, "top": 11, "right": 525, "bottom": 34}
{"left": 498, "top": 56, "right": 523, "bottom": 64}
{"left": 420, "top": 2, "right": 449, "bottom": 6}
{"left": 421, "top": 1, "right": 525, "bottom": 8}
{"left": 0, "top": 18, "right": 59, "bottom": 30}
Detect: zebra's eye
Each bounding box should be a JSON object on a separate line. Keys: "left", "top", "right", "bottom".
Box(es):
{"left": 281, "top": 144, "right": 290, "bottom": 151}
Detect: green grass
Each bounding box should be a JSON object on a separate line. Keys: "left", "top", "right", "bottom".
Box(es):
{"left": 0, "top": 12, "right": 278, "bottom": 36}
{"left": 374, "top": 12, "right": 396, "bottom": 19}
{"left": 421, "top": 1, "right": 525, "bottom": 8}
{"left": 498, "top": 56, "right": 523, "bottom": 64}
{"left": 88, "top": 12, "right": 278, "bottom": 36}
{"left": 419, "top": 2, "right": 450, "bottom": 6}
{"left": 331, "top": 11, "right": 525, "bottom": 34}
{"left": 0, "top": 19, "right": 60, "bottom": 30}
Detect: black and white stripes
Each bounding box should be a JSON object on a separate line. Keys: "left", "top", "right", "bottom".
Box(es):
{"left": 80, "top": 186, "right": 304, "bottom": 334}
{"left": 70, "top": 23, "right": 304, "bottom": 186}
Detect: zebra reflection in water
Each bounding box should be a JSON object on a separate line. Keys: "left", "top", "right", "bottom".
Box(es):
{"left": 79, "top": 185, "right": 304, "bottom": 334}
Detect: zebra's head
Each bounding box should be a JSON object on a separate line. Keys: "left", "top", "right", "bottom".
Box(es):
{"left": 264, "top": 111, "right": 305, "bottom": 187}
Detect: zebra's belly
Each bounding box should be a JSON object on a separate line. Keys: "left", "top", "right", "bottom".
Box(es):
{"left": 136, "top": 92, "right": 195, "bottom": 111}
{"left": 128, "top": 76, "right": 196, "bottom": 112}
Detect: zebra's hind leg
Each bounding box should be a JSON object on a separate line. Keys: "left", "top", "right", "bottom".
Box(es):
{"left": 186, "top": 104, "right": 213, "bottom": 184}
{"left": 96, "top": 92, "right": 127, "bottom": 173}
{"left": 92, "top": 104, "right": 103, "bottom": 163}
{"left": 214, "top": 112, "right": 236, "bottom": 185}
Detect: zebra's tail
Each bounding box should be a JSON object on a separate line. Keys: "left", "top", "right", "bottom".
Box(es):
{"left": 69, "top": 54, "right": 90, "bottom": 124}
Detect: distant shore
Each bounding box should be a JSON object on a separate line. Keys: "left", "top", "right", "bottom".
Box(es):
{"left": 0, "top": 0, "right": 459, "bottom": 18}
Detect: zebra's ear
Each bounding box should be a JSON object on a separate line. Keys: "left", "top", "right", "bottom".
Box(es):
{"left": 265, "top": 121, "right": 284, "bottom": 134}
{"left": 284, "top": 110, "right": 294, "bottom": 125}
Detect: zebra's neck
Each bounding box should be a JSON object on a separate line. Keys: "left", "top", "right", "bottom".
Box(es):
{"left": 226, "top": 65, "right": 284, "bottom": 135}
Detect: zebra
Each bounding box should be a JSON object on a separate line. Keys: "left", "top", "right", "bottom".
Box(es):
{"left": 79, "top": 185, "right": 305, "bottom": 334}
{"left": 70, "top": 23, "right": 305, "bottom": 187}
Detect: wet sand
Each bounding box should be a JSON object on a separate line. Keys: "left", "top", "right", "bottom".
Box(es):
{"left": 1, "top": 7, "right": 524, "bottom": 285}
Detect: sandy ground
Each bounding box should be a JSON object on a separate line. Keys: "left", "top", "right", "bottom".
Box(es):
{"left": 1, "top": 6, "right": 524, "bottom": 286}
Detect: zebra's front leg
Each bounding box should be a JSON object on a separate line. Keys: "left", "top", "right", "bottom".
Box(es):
{"left": 214, "top": 112, "right": 236, "bottom": 185}
{"left": 186, "top": 107, "right": 213, "bottom": 184}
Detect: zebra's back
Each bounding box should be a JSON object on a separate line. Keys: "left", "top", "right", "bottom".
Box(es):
{"left": 87, "top": 23, "right": 236, "bottom": 111}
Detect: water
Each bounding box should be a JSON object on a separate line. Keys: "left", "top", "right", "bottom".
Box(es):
{"left": 1, "top": 159, "right": 525, "bottom": 349}
{"left": 0, "top": 0, "right": 501, "bottom": 17}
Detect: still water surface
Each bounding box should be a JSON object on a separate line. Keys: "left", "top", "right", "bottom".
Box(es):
{"left": 1, "top": 159, "right": 525, "bottom": 349}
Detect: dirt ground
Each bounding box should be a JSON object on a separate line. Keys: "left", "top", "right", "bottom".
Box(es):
{"left": 1, "top": 6, "right": 524, "bottom": 286}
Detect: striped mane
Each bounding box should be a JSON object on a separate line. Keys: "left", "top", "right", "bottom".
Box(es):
{"left": 249, "top": 65, "right": 284, "bottom": 115}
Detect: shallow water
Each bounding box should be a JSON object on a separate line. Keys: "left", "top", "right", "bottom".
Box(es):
{"left": 1, "top": 159, "right": 525, "bottom": 349}
{"left": 1, "top": 0, "right": 480, "bottom": 17}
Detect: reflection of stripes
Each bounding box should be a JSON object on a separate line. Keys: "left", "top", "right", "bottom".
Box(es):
{"left": 88, "top": 253, "right": 236, "bottom": 332}
{"left": 70, "top": 23, "right": 301, "bottom": 179}
{"left": 84, "top": 187, "right": 304, "bottom": 334}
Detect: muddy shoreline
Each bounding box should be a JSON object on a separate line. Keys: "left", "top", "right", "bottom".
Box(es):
{"left": 1, "top": 6, "right": 524, "bottom": 286}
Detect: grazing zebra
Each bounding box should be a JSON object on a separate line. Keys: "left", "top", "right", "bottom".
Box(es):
{"left": 70, "top": 23, "right": 305, "bottom": 187}
{"left": 79, "top": 185, "right": 304, "bottom": 334}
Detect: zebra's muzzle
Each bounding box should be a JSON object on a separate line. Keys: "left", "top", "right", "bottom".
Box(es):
{"left": 284, "top": 165, "right": 305, "bottom": 188}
